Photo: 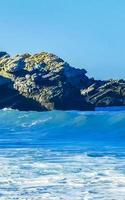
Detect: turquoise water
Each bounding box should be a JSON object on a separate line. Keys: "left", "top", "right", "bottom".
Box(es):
{"left": 0, "top": 109, "right": 125, "bottom": 199}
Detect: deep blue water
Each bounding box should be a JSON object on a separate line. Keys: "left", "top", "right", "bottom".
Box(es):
{"left": 0, "top": 108, "right": 125, "bottom": 199}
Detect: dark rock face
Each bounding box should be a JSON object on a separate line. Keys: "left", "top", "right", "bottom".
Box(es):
{"left": 81, "top": 79, "right": 125, "bottom": 107}
{"left": 0, "top": 52, "right": 9, "bottom": 58}
{"left": 0, "top": 51, "right": 124, "bottom": 111}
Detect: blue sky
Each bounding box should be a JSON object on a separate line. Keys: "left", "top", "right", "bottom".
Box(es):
{"left": 0, "top": 0, "right": 125, "bottom": 79}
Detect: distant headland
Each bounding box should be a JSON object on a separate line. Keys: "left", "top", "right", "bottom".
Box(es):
{"left": 0, "top": 51, "right": 124, "bottom": 111}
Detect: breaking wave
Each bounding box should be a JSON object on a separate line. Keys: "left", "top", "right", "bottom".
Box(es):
{"left": 0, "top": 109, "right": 125, "bottom": 147}
{"left": 0, "top": 109, "right": 125, "bottom": 199}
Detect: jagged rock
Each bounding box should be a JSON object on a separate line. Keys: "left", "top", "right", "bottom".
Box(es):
{"left": 82, "top": 80, "right": 125, "bottom": 106}
{"left": 3, "top": 55, "right": 26, "bottom": 73}
{"left": 0, "top": 51, "right": 93, "bottom": 111}
{"left": 0, "top": 51, "right": 124, "bottom": 111}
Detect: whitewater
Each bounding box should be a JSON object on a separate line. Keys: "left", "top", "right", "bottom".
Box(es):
{"left": 0, "top": 109, "right": 125, "bottom": 199}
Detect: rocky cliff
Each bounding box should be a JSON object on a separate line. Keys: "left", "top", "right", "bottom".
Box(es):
{"left": 0, "top": 51, "right": 124, "bottom": 111}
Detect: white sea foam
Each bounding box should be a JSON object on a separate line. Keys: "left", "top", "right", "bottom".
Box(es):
{"left": 21, "top": 117, "right": 52, "bottom": 128}
{"left": 0, "top": 110, "right": 124, "bottom": 199}
{"left": 2, "top": 107, "right": 14, "bottom": 111}
{"left": 0, "top": 148, "right": 125, "bottom": 199}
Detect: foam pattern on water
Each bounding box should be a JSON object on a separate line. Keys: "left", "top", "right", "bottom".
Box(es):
{"left": 0, "top": 148, "right": 125, "bottom": 199}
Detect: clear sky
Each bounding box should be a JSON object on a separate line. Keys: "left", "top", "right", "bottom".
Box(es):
{"left": 0, "top": 0, "right": 125, "bottom": 79}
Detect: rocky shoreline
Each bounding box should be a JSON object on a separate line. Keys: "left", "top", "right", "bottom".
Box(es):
{"left": 0, "top": 51, "right": 124, "bottom": 111}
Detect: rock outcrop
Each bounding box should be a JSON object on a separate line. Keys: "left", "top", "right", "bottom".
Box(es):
{"left": 0, "top": 51, "right": 124, "bottom": 111}
{"left": 81, "top": 79, "right": 125, "bottom": 107}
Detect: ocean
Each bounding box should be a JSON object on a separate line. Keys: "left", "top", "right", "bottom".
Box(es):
{"left": 0, "top": 108, "right": 125, "bottom": 199}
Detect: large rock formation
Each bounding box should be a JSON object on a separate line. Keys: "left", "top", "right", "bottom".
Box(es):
{"left": 0, "top": 51, "right": 93, "bottom": 111}
{"left": 0, "top": 51, "right": 124, "bottom": 111}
